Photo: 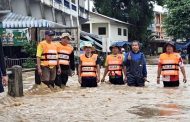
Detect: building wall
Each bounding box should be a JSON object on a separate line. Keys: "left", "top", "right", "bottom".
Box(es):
{"left": 91, "top": 23, "right": 109, "bottom": 38}
{"left": 110, "top": 23, "right": 128, "bottom": 44}
{"left": 83, "top": 12, "right": 129, "bottom": 52}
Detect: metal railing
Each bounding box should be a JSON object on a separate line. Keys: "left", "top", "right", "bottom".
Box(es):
{"left": 5, "top": 58, "right": 36, "bottom": 68}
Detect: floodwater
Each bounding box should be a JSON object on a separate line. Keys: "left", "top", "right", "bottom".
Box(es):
{"left": 0, "top": 65, "right": 190, "bottom": 122}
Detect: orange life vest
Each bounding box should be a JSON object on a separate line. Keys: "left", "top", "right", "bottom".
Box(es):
{"left": 40, "top": 41, "right": 58, "bottom": 66}
{"left": 159, "top": 53, "right": 180, "bottom": 76}
{"left": 107, "top": 54, "right": 123, "bottom": 76}
{"left": 56, "top": 42, "right": 73, "bottom": 65}
{"left": 80, "top": 54, "right": 98, "bottom": 77}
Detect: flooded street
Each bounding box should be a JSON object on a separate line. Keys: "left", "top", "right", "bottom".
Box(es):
{"left": 0, "top": 65, "right": 190, "bottom": 122}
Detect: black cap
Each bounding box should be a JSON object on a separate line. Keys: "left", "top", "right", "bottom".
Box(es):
{"left": 45, "top": 30, "right": 55, "bottom": 36}
{"left": 109, "top": 43, "right": 120, "bottom": 51}
{"left": 164, "top": 41, "right": 176, "bottom": 52}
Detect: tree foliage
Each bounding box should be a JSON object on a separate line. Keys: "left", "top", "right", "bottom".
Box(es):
{"left": 164, "top": 0, "right": 190, "bottom": 39}
{"left": 93, "top": 0, "right": 164, "bottom": 41}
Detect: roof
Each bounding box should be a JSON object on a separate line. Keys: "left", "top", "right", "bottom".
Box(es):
{"left": 90, "top": 12, "right": 130, "bottom": 25}
{"left": 0, "top": 12, "right": 65, "bottom": 28}
{"left": 113, "top": 41, "right": 131, "bottom": 47}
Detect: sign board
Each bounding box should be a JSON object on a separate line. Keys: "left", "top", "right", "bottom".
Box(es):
{"left": 0, "top": 28, "right": 30, "bottom": 46}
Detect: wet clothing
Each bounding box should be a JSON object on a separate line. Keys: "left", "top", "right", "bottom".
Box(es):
{"left": 109, "top": 76, "right": 124, "bottom": 85}
{"left": 105, "top": 54, "right": 124, "bottom": 85}
{"left": 124, "top": 51, "right": 147, "bottom": 87}
{"left": 81, "top": 77, "right": 97, "bottom": 87}
{"left": 163, "top": 81, "right": 179, "bottom": 87}
{"left": 0, "top": 39, "right": 6, "bottom": 93}
{"left": 36, "top": 40, "right": 58, "bottom": 87}
{"left": 158, "top": 53, "right": 183, "bottom": 83}
{"left": 56, "top": 43, "right": 75, "bottom": 86}
{"left": 80, "top": 54, "right": 100, "bottom": 87}
{"left": 41, "top": 66, "right": 56, "bottom": 83}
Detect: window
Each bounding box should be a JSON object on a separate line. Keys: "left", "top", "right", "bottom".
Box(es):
{"left": 118, "top": 28, "right": 122, "bottom": 35}
{"left": 71, "top": 0, "right": 76, "bottom": 4}
{"left": 123, "top": 29, "right": 127, "bottom": 36}
{"left": 98, "top": 27, "right": 106, "bottom": 35}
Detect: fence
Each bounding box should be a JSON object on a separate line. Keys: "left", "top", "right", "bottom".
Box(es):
{"left": 5, "top": 58, "right": 36, "bottom": 68}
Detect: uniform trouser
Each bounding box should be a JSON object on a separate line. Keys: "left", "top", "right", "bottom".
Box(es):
{"left": 41, "top": 66, "right": 57, "bottom": 87}
{"left": 81, "top": 77, "right": 97, "bottom": 87}
{"left": 163, "top": 81, "right": 179, "bottom": 87}
{"left": 109, "top": 76, "right": 124, "bottom": 85}
{"left": 127, "top": 74, "right": 145, "bottom": 87}
{"left": 0, "top": 78, "right": 4, "bottom": 93}
{"left": 60, "top": 73, "right": 68, "bottom": 85}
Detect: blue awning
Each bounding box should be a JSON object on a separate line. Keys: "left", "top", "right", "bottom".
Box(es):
{"left": 0, "top": 13, "right": 64, "bottom": 28}
{"left": 176, "top": 41, "right": 190, "bottom": 50}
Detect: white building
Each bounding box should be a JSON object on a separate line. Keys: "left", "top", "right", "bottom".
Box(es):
{"left": 148, "top": 4, "right": 169, "bottom": 41}
{"left": 81, "top": 12, "right": 129, "bottom": 52}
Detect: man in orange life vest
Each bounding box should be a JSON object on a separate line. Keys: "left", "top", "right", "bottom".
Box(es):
{"left": 78, "top": 43, "right": 100, "bottom": 87}
{"left": 157, "top": 41, "right": 187, "bottom": 87}
{"left": 36, "top": 30, "right": 58, "bottom": 89}
{"left": 56, "top": 33, "right": 75, "bottom": 88}
{"left": 101, "top": 43, "right": 126, "bottom": 85}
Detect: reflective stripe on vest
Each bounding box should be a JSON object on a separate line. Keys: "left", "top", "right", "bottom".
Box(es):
{"left": 160, "top": 53, "right": 180, "bottom": 76}
{"left": 40, "top": 41, "right": 58, "bottom": 66}
{"left": 57, "top": 43, "right": 73, "bottom": 65}
{"left": 80, "top": 54, "right": 98, "bottom": 77}
{"left": 107, "top": 54, "right": 123, "bottom": 76}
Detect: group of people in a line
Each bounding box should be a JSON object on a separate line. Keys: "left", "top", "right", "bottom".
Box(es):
{"left": 0, "top": 30, "right": 188, "bottom": 93}
{"left": 36, "top": 30, "right": 187, "bottom": 89}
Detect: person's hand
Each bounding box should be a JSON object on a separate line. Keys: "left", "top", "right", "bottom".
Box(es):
{"left": 97, "top": 76, "right": 100, "bottom": 83}
{"left": 71, "top": 70, "right": 75, "bottom": 76}
{"left": 2, "top": 76, "right": 8, "bottom": 86}
{"left": 157, "top": 77, "right": 160, "bottom": 84}
{"left": 183, "top": 77, "right": 187, "bottom": 83}
{"left": 38, "top": 68, "right": 42, "bottom": 76}
{"left": 57, "top": 68, "right": 61, "bottom": 75}
{"left": 124, "top": 77, "right": 127, "bottom": 83}
{"left": 101, "top": 77, "right": 105, "bottom": 82}
{"left": 78, "top": 77, "right": 81, "bottom": 84}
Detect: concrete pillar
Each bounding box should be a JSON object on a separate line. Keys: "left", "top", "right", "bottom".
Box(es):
{"left": 8, "top": 65, "right": 23, "bottom": 97}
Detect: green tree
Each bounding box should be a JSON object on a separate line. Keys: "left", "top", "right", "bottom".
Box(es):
{"left": 93, "top": 0, "right": 164, "bottom": 41}
{"left": 22, "top": 41, "right": 37, "bottom": 68}
{"left": 164, "top": 0, "right": 190, "bottom": 39}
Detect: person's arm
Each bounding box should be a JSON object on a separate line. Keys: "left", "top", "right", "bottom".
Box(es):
{"left": 96, "top": 64, "right": 100, "bottom": 83}
{"left": 179, "top": 57, "right": 187, "bottom": 83}
{"left": 142, "top": 54, "right": 147, "bottom": 79}
{"left": 69, "top": 51, "right": 75, "bottom": 71}
{"left": 96, "top": 57, "right": 101, "bottom": 83}
{"left": 101, "top": 66, "right": 108, "bottom": 82}
{"left": 101, "top": 56, "right": 108, "bottom": 82}
{"left": 78, "top": 59, "right": 82, "bottom": 84}
{"left": 157, "top": 56, "right": 162, "bottom": 84}
{"left": 0, "top": 40, "right": 6, "bottom": 76}
{"left": 0, "top": 39, "right": 8, "bottom": 86}
{"left": 36, "top": 44, "right": 43, "bottom": 76}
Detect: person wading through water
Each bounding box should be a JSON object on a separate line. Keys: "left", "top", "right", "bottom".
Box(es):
{"left": 101, "top": 43, "right": 126, "bottom": 85}
{"left": 157, "top": 41, "right": 187, "bottom": 87}
{"left": 55, "top": 33, "right": 75, "bottom": 88}
{"left": 36, "top": 30, "right": 58, "bottom": 90}
{"left": 123, "top": 40, "right": 147, "bottom": 87}
{"left": 78, "top": 43, "right": 100, "bottom": 87}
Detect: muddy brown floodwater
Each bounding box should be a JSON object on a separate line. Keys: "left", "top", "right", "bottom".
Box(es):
{"left": 0, "top": 65, "right": 190, "bottom": 122}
